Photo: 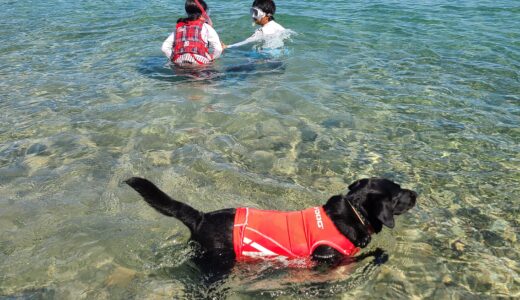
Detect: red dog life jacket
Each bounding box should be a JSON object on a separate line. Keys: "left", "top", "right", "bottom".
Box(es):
{"left": 172, "top": 19, "right": 211, "bottom": 63}
{"left": 233, "top": 207, "right": 359, "bottom": 262}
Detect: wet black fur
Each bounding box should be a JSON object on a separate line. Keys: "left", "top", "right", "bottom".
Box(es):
{"left": 125, "top": 177, "right": 417, "bottom": 273}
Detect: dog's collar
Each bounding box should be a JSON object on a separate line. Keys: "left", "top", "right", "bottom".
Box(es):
{"left": 346, "top": 198, "right": 370, "bottom": 229}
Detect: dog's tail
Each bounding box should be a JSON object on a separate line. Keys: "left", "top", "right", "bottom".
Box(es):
{"left": 125, "top": 177, "right": 202, "bottom": 234}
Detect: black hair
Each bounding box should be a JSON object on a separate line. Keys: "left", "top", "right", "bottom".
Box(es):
{"left": 177, "top": 0, "right": 208, "bottom": 23}
{"left": 252, "top": 0, "right": 276, "bottom": 21}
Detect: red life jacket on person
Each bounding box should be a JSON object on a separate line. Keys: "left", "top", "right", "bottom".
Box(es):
{"left": 233, "top": 207, "right": 359, "bottom": 262}
{"left": 172, "top": 19, "right": 211, "bottom": 64}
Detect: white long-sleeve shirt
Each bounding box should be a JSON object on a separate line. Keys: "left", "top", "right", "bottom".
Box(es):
{"left": 228, "top": 20, "right": 286, "bottom": 48}
{"left": 161, "top": 22, "right": 223, "bottom": 64}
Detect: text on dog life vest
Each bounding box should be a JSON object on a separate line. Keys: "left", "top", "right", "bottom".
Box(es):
{"left": 314, "top": 207, "right": 324, "bottom": 229}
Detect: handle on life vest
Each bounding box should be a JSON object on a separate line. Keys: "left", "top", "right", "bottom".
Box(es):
{"left": 193, "top": 0, "right": 213, "bottom": 27}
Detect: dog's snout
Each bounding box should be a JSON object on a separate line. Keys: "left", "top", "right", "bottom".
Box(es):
{"left": 393, "top": 189, "right": 417, "bottom": 214}
{"left": 407, "top": 190, "right": 417, "bottom": 206}
{"left": 411, "top": 190, "right": 417, "bottom": 201}
{"left": 409, "top": 192, "right": 417, "bottom": 208}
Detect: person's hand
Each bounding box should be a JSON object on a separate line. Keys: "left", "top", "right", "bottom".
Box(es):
{"left": 221, "top": 42, "right": 227, "bottom": 49}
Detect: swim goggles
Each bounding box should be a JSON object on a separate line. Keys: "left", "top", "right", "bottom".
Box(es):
{"left": 250, "top": 7, "right": 268, "bottom": 20}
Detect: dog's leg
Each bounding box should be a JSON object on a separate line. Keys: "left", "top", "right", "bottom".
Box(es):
{"left": 311, "top": 245, "right": 344, "bottom": 266}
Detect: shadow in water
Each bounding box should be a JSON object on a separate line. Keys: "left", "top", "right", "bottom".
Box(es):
{"left": 0, "top": 287, "right": 56, "bottom": 299}
{"left": 156, "top": 258, "right": 233, "bottom": 299}
{"left": 153, "top": 246, "right": 388, "bottom": 299}
{"left": 137, "top": 55, "right": 286, "bottom": 84}
{"left": 151, "top": 241, "right": 234, "bottom": 299}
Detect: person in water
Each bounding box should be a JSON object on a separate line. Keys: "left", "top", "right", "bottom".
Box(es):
{"left": 161, "top": 0, "right": 223, "bottom": 66}
{"left": 228, "top": 0, "right": 286, "bottom": 48}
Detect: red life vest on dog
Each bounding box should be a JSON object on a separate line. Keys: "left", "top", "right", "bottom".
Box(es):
{"left": 233, "top": 207, "right": 359, "bottom": 261}
{"left": 172, "top": 19, "right": 211, "bottom": 63}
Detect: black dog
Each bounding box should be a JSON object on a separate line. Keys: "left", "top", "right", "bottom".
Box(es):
{"left": 125, "top": 177, "right": 416, "bottom": 274}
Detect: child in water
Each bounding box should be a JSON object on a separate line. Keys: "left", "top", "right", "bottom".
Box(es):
{"left": 228, "top": 0, "right": 286, "bottom": 48}
{"left": 161, "top": 0, "right": 223, "bottom": 66}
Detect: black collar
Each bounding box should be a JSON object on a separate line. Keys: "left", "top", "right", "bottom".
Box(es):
{"left": 346, "top": 198, "right": 369, "bottom": 227}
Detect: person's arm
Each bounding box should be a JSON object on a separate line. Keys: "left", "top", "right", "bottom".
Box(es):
{"left": 227, "top": 29, "right": 262, "bottom": 48}
{"left": 204, "top": 24, "right": 223, "bottom": 59}
{"left": 161, "top": 32, "right": 174, "bottom": 59}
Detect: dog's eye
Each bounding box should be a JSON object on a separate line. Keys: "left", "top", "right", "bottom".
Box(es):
{"left": 391, "top": 191, "right": 404, "bottom": 202}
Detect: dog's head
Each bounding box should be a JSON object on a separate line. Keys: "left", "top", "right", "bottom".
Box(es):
{"left": 347, "top": 178, "right": 417, "bottom": 233}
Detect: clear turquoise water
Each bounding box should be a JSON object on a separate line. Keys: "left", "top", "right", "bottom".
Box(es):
{"left": 1, "top": 0, "right": 519, "bottom": 298}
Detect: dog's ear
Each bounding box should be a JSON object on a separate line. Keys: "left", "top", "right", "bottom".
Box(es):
{"left": 377, "top": 200, "right": 395, "bottom": 228}
{"left": 348, "top": 178, "right": 369, "bottom": 192}
{"left": 365, "top": 192, "right": 396, "bottom": 228}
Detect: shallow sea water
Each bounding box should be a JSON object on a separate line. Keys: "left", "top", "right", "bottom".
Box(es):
{"left": 1, "top": 0, "right": 519, "bottom": 299}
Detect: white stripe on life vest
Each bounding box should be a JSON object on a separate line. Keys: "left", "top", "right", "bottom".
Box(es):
{"left": 243, "top": 237, "right": 277, "bottom": 256}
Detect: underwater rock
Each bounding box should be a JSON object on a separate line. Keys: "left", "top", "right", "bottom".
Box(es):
{"left": 481, "top": 230, "right": 506, "bottom": 247}
{"left": 26, "top": 143, "right": 48, "bottom": 156}
{"left": 145, "top": 150, "right": 171, "bottom": 167}
{"left": 250, "top": 150, "right": 275, "bottom": 171}
{"left": 321, "top": 116, "right": 354, "bottom": 129}
{"left": 456, "top": 207, "right": 492, "bottom": 228}
{"left": 451, "top": 239, "right": 466, "bottom": 253}
{"left": 442, "top": 274, "right": 453, "bottom": 285}
{"left": 300, "top": 126, "right": 317, "bottom": 142}
{"left": 105, "top": 265, "right": 137, "bottom": 287}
